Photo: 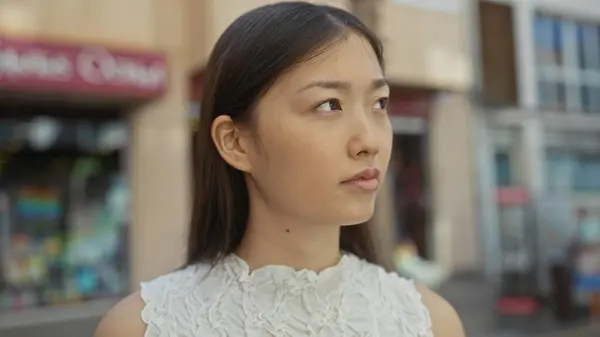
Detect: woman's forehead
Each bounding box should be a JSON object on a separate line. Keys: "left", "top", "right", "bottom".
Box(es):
{"left": 274, "top": 34, "right": 383, "bottom": 93}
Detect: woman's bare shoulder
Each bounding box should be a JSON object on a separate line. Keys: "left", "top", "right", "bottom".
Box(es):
{"left": 416, "top": 284, "right": 466, "bottom": 337}
{"left": 94, "top": 292, "right": 147, "bottom": 337}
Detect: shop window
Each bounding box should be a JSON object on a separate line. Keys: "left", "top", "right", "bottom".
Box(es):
{"left": 0, "top": 116, "right": 130, "bottom": 311}
{"left": 534, "top": 13, "right": 600, "bottom": 113}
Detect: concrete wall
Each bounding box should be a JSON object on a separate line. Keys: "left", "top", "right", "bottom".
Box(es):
{"left": 0, "top": 0, "right": 161, "bottom": 48}
{"left": 186, "top": 0, "right": 472, "bottom": 92}
{"left": 379, "top": 1, "right": 472, "bottom": 90}
{"left": 429, "top": 93, "right": 479, "bottom": 271}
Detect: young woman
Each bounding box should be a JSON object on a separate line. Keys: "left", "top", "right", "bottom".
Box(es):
{"left": 95, "top": 2, "right": 465, "bottom": 336}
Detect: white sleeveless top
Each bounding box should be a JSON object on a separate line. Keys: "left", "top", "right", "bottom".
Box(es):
{"left": 140, "top": 253, "right": 433, "bottom": 337}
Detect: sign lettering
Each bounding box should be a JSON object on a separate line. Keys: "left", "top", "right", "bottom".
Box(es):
{"left": 0, "top": 37, "right": 167, "bottom": 98}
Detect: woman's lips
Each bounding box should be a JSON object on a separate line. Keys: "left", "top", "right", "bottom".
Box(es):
{"left": 342, "top": 177, "right": 379, "bottom": 191}
{"left": 341, "top": 167, "right": 380, "bottom": 192}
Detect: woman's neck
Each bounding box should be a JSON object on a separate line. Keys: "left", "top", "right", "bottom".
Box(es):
{"left": 236, "top": 209, "right": 342, "bottom": 272}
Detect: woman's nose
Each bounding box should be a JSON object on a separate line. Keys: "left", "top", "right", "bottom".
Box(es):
{"left": 347, "top": 115, "right": 380, "bottom": 159}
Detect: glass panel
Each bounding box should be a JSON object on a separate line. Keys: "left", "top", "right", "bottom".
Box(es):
{"left": 546, "top": 151, "right": 600, "bottom": 192}
{"left": 577, "top": 23, "right": 600, "bottom": 70}
{"left": 538, "top": 80, "right": 566, "bottom": 110}
{"left": 573, "top": 155, "right": 600, "bottom": 191}
{"left": 494, "top": 151, "right": 512, "bottom": 187}
{"left": 546, "top": 151, "right": 574, "bottom": 193}
{"left": 0, "top": 116, "right": 130, "bottom": 312}
{"left": 591, "top": 86, "right": 600, "bottom": 113}
{"left": 565, "top": 83, "right": 582, "bottom": 111}
{"left": 589, "top": 86, "right": 600, "bottom": 113}
{"left": 582, "top": 85, "right": 591, "bottom": 112}
{"left": 534, "top": 14, "right": 563, "bottom": 66}
{"left": 582, "top": 85, "right": 600, "bottom": 113}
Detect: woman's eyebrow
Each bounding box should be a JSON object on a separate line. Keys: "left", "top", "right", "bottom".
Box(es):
{"left": 296, "top": 78, "right": 388, "bottom": 94}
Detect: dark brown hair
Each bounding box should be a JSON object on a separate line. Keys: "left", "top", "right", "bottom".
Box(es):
{"left": 188, "top": 2, "right": 384, "bottom": 266}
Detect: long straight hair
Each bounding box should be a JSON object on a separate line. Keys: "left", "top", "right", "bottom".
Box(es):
{"left": 187, "top": 2, "right": 385, "bottom": 266}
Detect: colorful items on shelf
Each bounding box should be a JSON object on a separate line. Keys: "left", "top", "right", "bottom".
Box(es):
{"left": 0, "top": 169, "right": 129, "bottom": 311}
{"left": 0, "top": 118, "right": 131, "bottom": 312}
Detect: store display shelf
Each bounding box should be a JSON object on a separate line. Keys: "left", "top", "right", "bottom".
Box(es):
{"left": 0, "top": 297, "right": 118, "bottom": 330}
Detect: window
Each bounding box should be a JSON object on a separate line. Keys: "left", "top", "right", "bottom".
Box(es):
{"left": 491, "top": 128, "right": 522, "bottom": 187}
{"left": 546, "top": 151, "right": 600, "bottom": 192}
{"left": 478, "top": 1, "right": 518, "bottom": 107}
{"left": 534, "top": 13, "right": 600, "bottom": 113}
{"left": 494, "top": 151, "right": 513, "bottom": 187}
{"left": 0, "top": 116, "right": 130, "bottom": 311}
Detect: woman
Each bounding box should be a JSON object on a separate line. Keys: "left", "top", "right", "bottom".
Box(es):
{"left": 95, "top": 2, "right": 464, "bottom": 336}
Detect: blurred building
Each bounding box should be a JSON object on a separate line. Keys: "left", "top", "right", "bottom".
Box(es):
{"left": 473, "top": 0, "right": 600, "bottom": 277}
{"left": 0, "top": 0, "right": 475, "bottom": 335}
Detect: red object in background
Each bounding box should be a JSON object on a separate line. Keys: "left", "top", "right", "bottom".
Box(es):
{"left": 189, "top": 71, "right": 203, "bottom": 102}
{"left": 496, "top": 186, "right": 529, "bottom": 206}
{"left": 497, "top": 296, "right": 540, "bottom": 315}
{"left": 0, "top": 36, "right": 167, "bottom": 98}
{"left": 388, "top": 87, "right": 434, "bottom": 117}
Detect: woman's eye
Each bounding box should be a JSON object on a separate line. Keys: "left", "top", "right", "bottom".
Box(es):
{"left": 373, "top": 97, "right": 389, "bottom": 110}
{"left": 315, "top": 99, "right": 342, "bottom": 112}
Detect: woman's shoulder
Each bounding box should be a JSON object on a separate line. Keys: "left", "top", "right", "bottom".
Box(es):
{"left": 416, "top": 284, "right": 465, "bottom": 337}
{"left": 140, "top": 264, "right": 206, "bottom": 302}
{"left": 351, "top": 256, "right": 465, "bottom": 337}
{"left": 94, "top": 264, "right": 212, "bottom": 337}
{"left": 94, "top": 292, "right": 146, "bottom": 337}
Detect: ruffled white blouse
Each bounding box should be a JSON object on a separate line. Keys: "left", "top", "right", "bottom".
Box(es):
{"left": 140, "top": 253, "right": 433, "bottom": 337}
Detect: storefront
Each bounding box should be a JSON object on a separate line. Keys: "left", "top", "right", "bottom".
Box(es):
{"left": 0, "top": 35, "right": 171, "bottom": 328}
{"left": 386, "top": 87, "right": 434, "bottom": 259}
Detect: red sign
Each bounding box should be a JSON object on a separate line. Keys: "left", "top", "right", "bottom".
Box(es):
{"left": 0, "top": 36, "right": 167, "bottom": 98}
{"left": 496, "top": 187, "right": 529, "bottom": 206}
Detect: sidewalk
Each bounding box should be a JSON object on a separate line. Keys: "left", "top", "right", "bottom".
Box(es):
{"left": 440, "top": 274, "right": 600, "bottom": 337}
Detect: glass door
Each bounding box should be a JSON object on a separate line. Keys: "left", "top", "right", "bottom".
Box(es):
{"left": 392, "top": 134, "right": 430, "bottom": 258}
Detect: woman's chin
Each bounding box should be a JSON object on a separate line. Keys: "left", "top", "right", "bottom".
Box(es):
{"left": 339, "top": 208, "right": 375, "bottom": 226}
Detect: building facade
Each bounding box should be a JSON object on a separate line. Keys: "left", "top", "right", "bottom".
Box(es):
{"left": 474, "top": 0, "right": 600, "bottom": 278}
{"left": 0, "top": 0, "right": 476, "bottom": 335}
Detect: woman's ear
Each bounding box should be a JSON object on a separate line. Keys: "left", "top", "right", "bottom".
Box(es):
{"left": 211, "top": 115, "right": 252, "bottom": 172}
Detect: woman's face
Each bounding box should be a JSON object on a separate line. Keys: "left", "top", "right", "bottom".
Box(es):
{"left": 219, "top": 33, "right": 392, "bottom": 226}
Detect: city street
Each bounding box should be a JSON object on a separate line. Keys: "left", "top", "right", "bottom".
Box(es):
{"left": 440, "top": 275, "right": 600, "bottom": 337}
{"left": 2, "top": 274, "right": 598, "bottom": 337}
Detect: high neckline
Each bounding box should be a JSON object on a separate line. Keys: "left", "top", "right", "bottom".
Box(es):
{"left": 140, "top": 251, "right": 434, "bottom": 337}
{"left": 218, "top": 253, "right": 353, "bottom": 288}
